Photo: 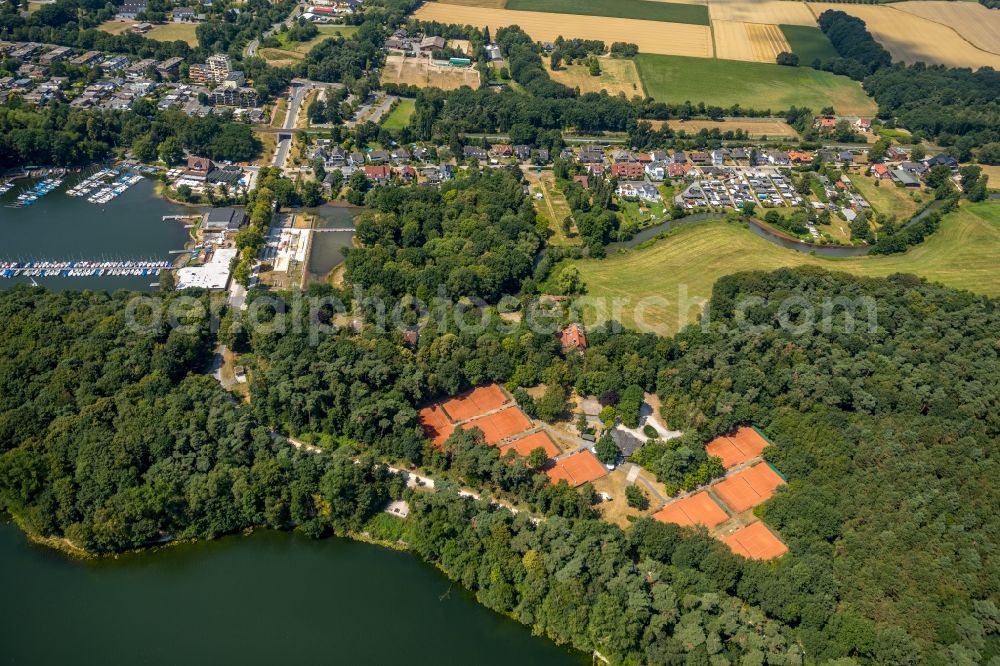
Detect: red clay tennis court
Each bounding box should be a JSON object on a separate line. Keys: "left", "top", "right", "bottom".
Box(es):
{"left": 462, "top": 406, "right": 533, "bottom": 444}
{"left": 712, "top": 463, "right": 786, "bottom": 513}
{"left": 419, "top": 405, "right": 454, "bottom": 446}
{"left": 546, "top": 450, "right": 608, "bottom": 487}
{"left": 723, "top": 521, "right": 788, "bottom": 560}
{"left": 441, "top": 384, "right": 509, "bottom": 422}
{"left": 500, "top": 431, "right": 560, "bottom": 459}
{"left": 653, "top": 491, "right": 729, "bottom": 529}
{"left": 705, "top": 427, "right": 770, "bottom": 469}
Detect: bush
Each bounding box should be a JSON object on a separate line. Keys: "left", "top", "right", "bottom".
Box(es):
{"left": 625, "top": 484, "right": 649, "bottom": 510}
{"left": 643, "top": 424, "right": 658, "bottom": 438}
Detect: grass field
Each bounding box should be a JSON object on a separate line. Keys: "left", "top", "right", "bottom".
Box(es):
{"left": 381, "top": 99, "right": 415, "bottom": 129}
{"left": 549, "top": 57, "right": 645, "bottom": 96}
{"left": 661, "top": 118, "right": 799, "bottom": 138}
{"left": 97, "top": 20, "right": 134, "bottom": 35}
{"left": 570, "top": 201, "right": 1000, "bottom": 334}
{"left": 780, "top": 25, "right": 838, "bottom": 64}
{"left": 262, "top": 25, "right": 358, "bottom": 64}
{"left": 146, "top": 23, "right": 200, "bottom": 46}
{"left": 505, "top": 0, "right": 709, "bottom": 25}
{"left": 525, "top": 170, "right": 578, "bottom": 246}
{"left": 850, "top": 176, "right": 927, "bottom": 221}
{"left": 413, "top": 4, "right": 713, "bottom": 57}
{"left": 635, "top": 53, "right": 876, "bottom": 115}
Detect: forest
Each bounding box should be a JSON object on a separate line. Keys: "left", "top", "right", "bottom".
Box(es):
{"left": 2, "top": 267, "right": 998, "bottom": 664}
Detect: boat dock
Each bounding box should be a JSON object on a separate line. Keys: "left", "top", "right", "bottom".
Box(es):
{"left": 1, "top": 260, "right": 173, "bottom": 279}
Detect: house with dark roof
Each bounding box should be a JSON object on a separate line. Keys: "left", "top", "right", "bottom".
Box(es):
{"left": 202, "top": 207, "right": 247, "bottom": 233}
{"left": 610, "top": 428, "right": 644, "bottom": 459}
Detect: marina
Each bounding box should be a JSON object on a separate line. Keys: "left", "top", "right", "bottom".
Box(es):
{"left": 7, "top": 176, "right": 64, "bottom": 208}
{"left": 66, "top": 167, "right": 146, "bottom": 205}
{"left": 0, "top": 175, "right": 194, "bottom": 291}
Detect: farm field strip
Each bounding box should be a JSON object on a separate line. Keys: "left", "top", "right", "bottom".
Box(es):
{"left": 413, "top": 4, "right": 714, "bottom": 57}
{"left": 713, "top": 20, "right": 792, "bottom": 63}
{"left": 746, "top": 23, "right": 790, "bottom": 62}
{"left": 893, "top": 1, "right": 1000, "bottom": 55}
{"left": 807, "top": 3, "right": 1000, "bottom": 69}
{"left": 707, "top": 0, "right": 816, "bottom": 26}
{"left": 504, "top": 0, "right": 710, "bottom": 25}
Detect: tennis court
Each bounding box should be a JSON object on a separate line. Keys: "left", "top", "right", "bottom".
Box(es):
{"left": 653, "top": 491, "right": 729, "bottom": 529}
{"left": 704, "top": 426, "right": 770, "bottom": 469}
{"left": 712, "top": 463, "right": 785, "bottom": 512}
{"left": 441, "top": 384, "right": 509, "bottom": 422}
{"left": 546, "top": 450, "right": 608, "bottom": 487}
{"left": 462, "top": 406, "right": 533, "bottom": 444}
{"left": 418, "top": 405, "right": 454, "bottom": 446}
{"left": 723, "top": 521, "right": 788, "bottom": 560}
{"left": 501, "top": 431, "right": 560, "bottom": 459}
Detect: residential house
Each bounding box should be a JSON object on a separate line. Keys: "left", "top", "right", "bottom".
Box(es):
{"left": 924, "top": 154, "right": 958, "bottom": 170}
{"left": 390, "top": 147, "right": 410, "bottom": 163}
{"left": 39, "top": 46, "right": 71, "bottom": 65}
{"left": 419, "top": 36, "right": 446, "bottom": 51}
{"left": 513, "top": 144, "right": 531, "bottom": 161}
{"left": 367, "top": 149, "right": 390, "bottom": 164}
{"left": 854, "top": 117, "right": 872, "bottom": 132}
{"left": 183, "top": 156, "right": 214, "bottom": 181}
{"left": 671, "top": 150, "right": 687, "bottom": 164}
{"left": 363, "top": 164, "right": 392, "bottom": 183}
{"left": 560, "top": 323, "right": 587, "bottom": 351}
{"left": 611, "top": 162, "right": 644, "bottom": 179}
{"left": 611, "top": 149, "right": 637, "bottom": 163}
{"left": 578, "top": 145, "right": 604, "bottom": 164}
{"left": 900, "top": 161, "right": 928, "bottom": 177}
{"left": 70, "top": 51, "right": 103, "bottom": 66}
{"left": 649, "top": 150, "right": 668, "bottom": 163}
{"left": 156, "top": 57, "right": 183, "bottom": 79}
{"left": 839, "top": 150, "right": 854, "bottom": 164}
{"left": 871, "top": 163, "right": 892, "bottom": 180}
{"left": 666, "top": 163, "right": 688, "bottom": 179}
{"left": 787, "top": 150, "right": 813, "bottom": 164}
{"left": 396, "top": 164, "right": 416, "bottom": 182}
{"left": 616, "top": 181, "right": 661, "bottom": 202}
{"left": 491, "top": 143, "right": 513, "bottom": 157}
{"left": 573, "top": 175, "right": 589, "bottom": 190}
{"left": 645, "top": 162, "right": 666, "bottom": 181}
{"left": 463, "top": 145, "right": 488, "bottom": 160}
{"left": 117, "top": 0, "right": 147, "bottom": 19}
{"left": 587, "top": 163, "right": 605, "bottom": 176}
{"left": 610, "top": 429, "right": 643, "bottom": 458}
{"left": 485, "top": 44, "right": 502, "bottom": 61}
{"left": 710, "top": 149, "right": 726, "bottom": 166}
{"left": 172, "top": 6, "right": 197, "bottom": 21}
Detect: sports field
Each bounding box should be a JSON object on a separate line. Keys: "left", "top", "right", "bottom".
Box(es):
{"left": 381, "top": 99, "right": 415, "bottom": 129}
{"left": 635, "top": 53, "right": 876, "bottom": 115}
{"left": 712, "top": 463, "right": 785, "bottom": 512}
{"left": 413, "top": 4, "right": 713, "bottom": 57}
{"left": 505, "top": 0, "right": 709, "bottom": 25}
{"left": 779, "top": 24, "right": 838, "bottom": 63}
{"left": 653, "top": 491, "right": 729, "bottom": 528}
{"left": 380, "top": 53, "right": 481, "bottom": 90}
{"left": 723, "top": 521, "right": 788, "bottom": 559}
{"left": 705, "top": 427, "right": 769, "bottom": 469}
{"left": 571, "top": 201, "right": 1000, "bottom": 334}
{"left": 549, "top": 58, "right": 644, "bottom": 96}
{"left": 807, "top": 3, "right": 1000, "bottom": 69}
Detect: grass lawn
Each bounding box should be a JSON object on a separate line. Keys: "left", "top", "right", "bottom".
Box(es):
{"left": 635, "top": 54, "right": 877, "bottom": 116}
{"left": 504, "top": 0, "right": 709, "bottom": 25}
{"left": 526, "top": 171, "right": 578, "bottom": 246}
{"left": 262, "top": 25, "right": 357, "bottom": 63}
{"left": 850, "top": 175, "right": 927, "bottom": 221}
{"left": 779, "top": 25, "right": 838, "bottom": 65}
{"left": 146, "top": 22, "right": 200, "bottom": 46}
{"left": 97, "top": 19, "right": 133, "bottom": 35}
{"left": 571, "top": 201, "right": 1000, "bottom": 335}
{"left": 381, "top": 99, "right": 415, "bottom": 129}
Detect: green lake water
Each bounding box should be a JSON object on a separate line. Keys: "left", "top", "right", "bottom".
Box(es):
{"left": 0, "top": 175, "right": 193, "bottom": 291}
{"left": 306, "top": 204, "right": 362, "bottom": 280}
{"left": 0, "top": 521, "right": 587, "bottom": 666}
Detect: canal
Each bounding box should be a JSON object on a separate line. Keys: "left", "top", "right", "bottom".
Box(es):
{"left": 0, "top": 520, "right": 587, "bottom": 666}
{"left": 0, "top": 176, "right": 193, "bottom": 291}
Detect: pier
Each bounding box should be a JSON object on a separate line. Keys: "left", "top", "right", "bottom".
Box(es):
{"left": 1, "top": 260, "right": 174, "bottom": 279}
{"left": 311, "top": 227, "right": 355, "bottom": 233}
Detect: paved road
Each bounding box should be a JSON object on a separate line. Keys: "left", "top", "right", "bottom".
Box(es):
{"left": 272, "top": 83, "right": 310, "bottom": 168}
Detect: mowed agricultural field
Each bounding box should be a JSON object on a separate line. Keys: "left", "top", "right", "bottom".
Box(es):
{"left": 571, "top": 201, "right": 1000, "bottom": 334}
{"left": 780, "top": 24, "right": 838, "bottom": 63}
{"left": 713, "top": 20, "right": 790, "bottom": 63}
{"left": 807, "top": 3, "right": 1000, "bottom": 69}
{"left": 380, "top": 53, "right": 481, "bottom": 90}
{"left": 413, "top": 4, "right": 713, "bottom": 57}
{"left": 707, "top": 0, "right": 815, "bottom": 26}
{"left": 662, "top": 117, "right": 799, "bottom": 138}
{"left": 98, "top": 20, "right": 199, "bottom": 46}
{"left": 549, "top": 57, "right": 645, "bottom": 96}
{"left": 504, "top": 0, "right": 709, "bottom": 25}
{"left": 894, "top": 1, "right": 1000, "bottom": 55}
{"left": 635, "top": 53, "right": 876, "bottom": 115}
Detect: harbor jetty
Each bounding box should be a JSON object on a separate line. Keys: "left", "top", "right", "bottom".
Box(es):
{"left": 1, "top": 260, "right": 173, "bottom": 279}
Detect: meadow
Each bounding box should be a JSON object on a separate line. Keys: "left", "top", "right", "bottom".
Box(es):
{"left": 262, "top": 25, "right": 358, "bottom": 64}
{"left": 635, "top": 53, "right": 877, "bottom": 115}
{"left": 779, "top": 25, "right": 838, "bottom": 64}
{"left": 549, "top": 57, "right": 645, "bottom": 96}
{"left": 570, "top": 201, "right": 1000, "bottom": 334}
{"left": 504, "top": 0, "right": 709, "bottom": 25}
{"left": 381, "top": 98, "right": 416, "bottom": 130}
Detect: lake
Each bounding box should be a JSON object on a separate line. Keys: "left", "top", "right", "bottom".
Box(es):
{"left": 305, "top": 203, "right": 362, "bottom": 281}
{"left": 0, "top": 175, "right": 193, "bottom": 292}
{"left": 0, "top": 520, "right": 587, "bottom": 666}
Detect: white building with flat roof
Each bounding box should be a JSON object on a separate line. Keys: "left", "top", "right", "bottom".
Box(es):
{"left": 176, "top": 248, "right": 237, "bottom": 290}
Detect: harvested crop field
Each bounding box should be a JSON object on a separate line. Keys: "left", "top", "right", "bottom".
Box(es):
{"left": 662, "top": 117, "right": 798, "bottom": 138}
{"left": 434, "top": 0, "right": 507, "bottom": 6}
{"left": 636, "top": 53, "right": 876, "bottom": 115}
{"left": 893, "top": 1, "right": 1000, "bottom": 55}
{"left": 549, "top": 57, "right": 644, "bottom": 96}
{"left": 504, "top": 0, "right": 710, "bottom": 25}
{"left": 380, "top": 53, "right": 481, "bottom": 90}
{"left": 413, "top": 4, "right": 714, "bottom": 57}
{"left": 713, "top": 20, "right": 790, "bottom": 63}
{"left": 653, "top": 491, "right": 729, "bottom": 528}
{"left": 708, "top": 0, "right": 815, "bottom": 26}
{"left": 723, "top": 521, "right": 788, "bottom": 559}
{"left": 807, "top": 3, "right": 1000, "bottom": 69}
